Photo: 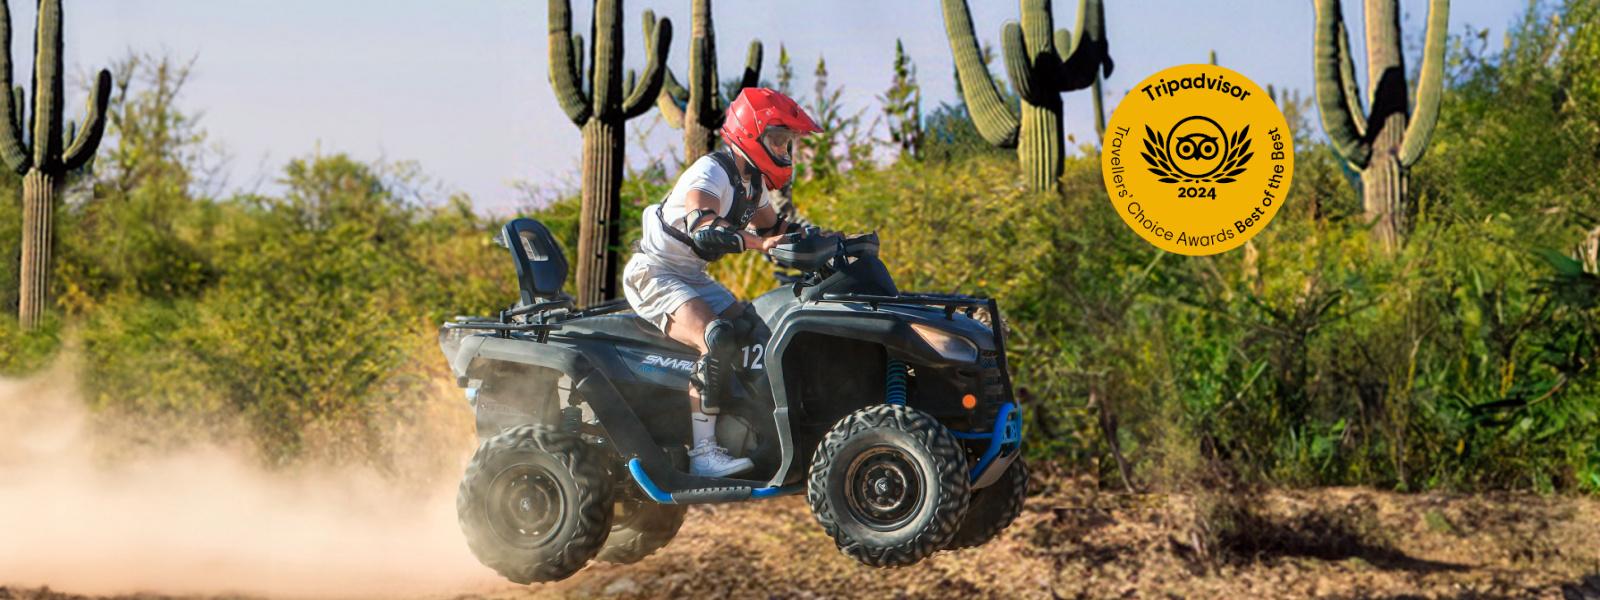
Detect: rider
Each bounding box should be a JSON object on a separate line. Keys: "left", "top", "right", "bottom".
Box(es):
{"left": 622, "top": 88, "right": 820, "bottom": 478}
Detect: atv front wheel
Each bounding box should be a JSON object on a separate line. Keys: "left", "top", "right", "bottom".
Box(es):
{"left": 807, "top": 404, "right": 970, "bottom": 567}
{"left": 945, "top": 456, "right": 1029, "bottom": 550}
{"left": 457, "top": 425, "right": 612, "bottom": 583}
{"left": 595, "top": 501, "right": 687, "bottom": 564}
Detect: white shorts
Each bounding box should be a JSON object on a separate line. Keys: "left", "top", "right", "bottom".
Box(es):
{"left": 622, "top": 253, "right": 737, "bottom": 333}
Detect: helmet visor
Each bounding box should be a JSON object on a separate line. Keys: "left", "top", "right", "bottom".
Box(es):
{"left": 761, "top": 127, "right": 797, "bottom": 167}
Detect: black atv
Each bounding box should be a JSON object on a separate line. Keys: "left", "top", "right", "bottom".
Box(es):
{"left": 438, "top": 218, "right": 1027, "bottom": 583}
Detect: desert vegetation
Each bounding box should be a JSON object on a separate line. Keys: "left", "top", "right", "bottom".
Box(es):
{"left": 1, "top": 0, "right": 1599, "bottom": 583}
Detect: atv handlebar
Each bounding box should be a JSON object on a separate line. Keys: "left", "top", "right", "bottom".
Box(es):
{"left": 768, "top": 228, "right": 878, "bottom": 274}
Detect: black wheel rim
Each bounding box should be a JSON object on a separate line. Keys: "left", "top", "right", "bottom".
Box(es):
{"left": 844, "top": 445, "right": 924, "bottom": 531}
{"left": 487, "top": 463, "right": 566, "bottom": 549}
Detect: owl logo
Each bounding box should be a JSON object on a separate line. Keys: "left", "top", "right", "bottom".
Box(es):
{"left": 1174, "top": 133, "right": 1219, "bottom": 161}
{"left": 1141, "top": 116, "right": 1253, "bottom": 184}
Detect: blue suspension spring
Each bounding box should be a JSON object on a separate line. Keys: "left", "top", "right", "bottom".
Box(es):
{"left": 885, "top": 359, "right": 908, "bottom": 405}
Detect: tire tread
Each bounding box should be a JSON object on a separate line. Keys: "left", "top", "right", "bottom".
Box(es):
{"left": 595, "top": 502, "right": 687, "bottom": 564}
{"left": 807, "top": 404, "right": 970, "bottom": 568}
{"left": 945, "top": 457, "right": 1028, "bottom": 551}
{"left": 457, "top": 424, "right": 612, "bottom": 584}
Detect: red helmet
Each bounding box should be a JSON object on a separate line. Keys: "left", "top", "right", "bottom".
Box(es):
{"left": 721, "top": 88, "right": 821, "bottom": 189}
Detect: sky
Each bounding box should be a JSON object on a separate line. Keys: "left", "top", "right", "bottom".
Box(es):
{"left": 13, "top": 0, "right": 1530, "bottom": 213}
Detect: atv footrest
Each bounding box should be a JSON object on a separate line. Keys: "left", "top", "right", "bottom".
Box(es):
{"left": 626, "top": 459, "right": 804, "bottom": 504}
{"left": 671, "top": 487, "right": 753, "bottom": 503}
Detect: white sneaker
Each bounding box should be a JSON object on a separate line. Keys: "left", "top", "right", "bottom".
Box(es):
{"left": 688, "top": 439, "right": 754, "bottom": 478}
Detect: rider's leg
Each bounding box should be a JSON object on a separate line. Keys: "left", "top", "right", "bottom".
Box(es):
{"left": 664, "top": 299, "right": 753, "bottom": 477}
{"left": 664, "top": 300, "right": 746, "bottom": 410}
{"left": 696, "top": 303, "right": 745, "bottom": 415}
{"left": 664, "top": 298, "right": 715, "bottom": 395}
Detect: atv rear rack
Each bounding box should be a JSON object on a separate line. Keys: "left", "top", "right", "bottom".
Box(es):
{"left": 444, "top": 321, "right": 562, "bottom": 333}
{"left": 444, "top": 299, "right": 573, "bottom": 339}
{"left": 442, "top": 297, "right": 635, "bottom": 341}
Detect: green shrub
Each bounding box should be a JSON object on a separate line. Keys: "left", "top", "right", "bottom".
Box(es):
{"left": 7, "top": 5, "right": 1600, "bottom": 493}
{"left": 0, "top": 314, "right": 62, "bottom": 375}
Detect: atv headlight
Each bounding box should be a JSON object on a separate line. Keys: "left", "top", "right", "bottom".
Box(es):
{"left": 911, "top": 323, "right": 979, "bottom": 363}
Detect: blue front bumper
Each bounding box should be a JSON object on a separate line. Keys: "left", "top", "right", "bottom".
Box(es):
{"left": 950, "top": 401, "right": 1023, "bottom": 484}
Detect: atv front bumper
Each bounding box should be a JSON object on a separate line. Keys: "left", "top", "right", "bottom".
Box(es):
{"left": 952, "top": 401, "right": 1023, "bottom": 487}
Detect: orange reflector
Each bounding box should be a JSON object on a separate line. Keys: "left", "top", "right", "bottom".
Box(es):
{"left": 962, "top": 394, "right": 977, "bottom": 409}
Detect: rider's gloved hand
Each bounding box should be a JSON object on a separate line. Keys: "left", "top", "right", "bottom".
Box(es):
{"left": 740, "top": 229, "right": 789, "bottom": 254}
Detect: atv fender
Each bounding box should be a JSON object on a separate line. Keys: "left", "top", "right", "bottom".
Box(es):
{"left": 453, "top": 335, "right": 653, "bottom": 457}
{"left": 762, "top": 308, "right": 995, "bottom": 487}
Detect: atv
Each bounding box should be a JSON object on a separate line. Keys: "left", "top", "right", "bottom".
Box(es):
{"left": 438, "top": 218, "right": 1027, "bottom": 583}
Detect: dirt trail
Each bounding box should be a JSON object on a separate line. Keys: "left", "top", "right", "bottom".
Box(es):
{"left": 7, "top": 475, "right": 1598, "bottom": 600}
{"left": 2, "top": 369, "right": 1598, "bottom": 600}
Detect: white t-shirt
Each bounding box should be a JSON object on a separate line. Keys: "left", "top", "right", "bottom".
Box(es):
{"left": 638, "top": 154, "right": 767, "bottom": 273}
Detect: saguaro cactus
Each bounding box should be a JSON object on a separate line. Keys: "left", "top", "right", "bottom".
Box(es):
{"left": 1091, "top": 70, "right": 1105, "bottom": 139}
{"left": 1313, "top": 0, "right": 1447, "bottom": 250}
{"left": 654, "top": 0, "right": 760, "bottom": 164}
{"left": 941, "top": 0, "right": 1112, "bottom": 191}
{"left": 548, "top": 0, "right": 671, "bottom": 306}
{"left": 6, "top": 0, "right": 111, "bottom": 329}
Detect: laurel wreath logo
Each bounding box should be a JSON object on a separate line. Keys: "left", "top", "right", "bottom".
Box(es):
{"left": 1142, "top": 124, "right": 1253, "bottom": 184}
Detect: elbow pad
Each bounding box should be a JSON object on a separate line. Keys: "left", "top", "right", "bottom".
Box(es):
{"left": 691, "top": 224, "right": 745, "bottom": 255}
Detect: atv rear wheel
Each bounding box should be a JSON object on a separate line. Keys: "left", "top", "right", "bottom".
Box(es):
{"left": 945, "top": 456, "right": 1029, "bottom": 551}
{"left": 457, "top": 425, "right": 612, "bottom": 583}
{"left": 594, "top": 500, "right": 687, "bottom": 564}
{"left": 807, "top": 404, "right": 970, "bottom": 568}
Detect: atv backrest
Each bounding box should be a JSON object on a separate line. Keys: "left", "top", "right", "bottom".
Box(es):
{"left": 497, "top": 218, "right": 568, "bottom": 304}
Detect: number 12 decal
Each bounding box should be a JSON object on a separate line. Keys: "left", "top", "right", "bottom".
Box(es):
{"left": 741, "top": 344, "right": 765, "bottom": 370}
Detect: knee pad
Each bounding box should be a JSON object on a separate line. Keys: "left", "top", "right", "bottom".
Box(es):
{"left": 703, "top": 318, "right": 736, "bottom": 357}
{"left": 730, "top": 309, "right": 768, "bottom": 345}
{"left": 690, "top": 319, "right": 737, "bottom": 415}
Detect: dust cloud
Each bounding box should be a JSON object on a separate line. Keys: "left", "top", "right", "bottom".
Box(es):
{"left": 0, "top": 367, "right": 503, "bottom": 599}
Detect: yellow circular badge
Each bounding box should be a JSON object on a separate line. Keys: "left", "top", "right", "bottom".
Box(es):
{"left": 1102, "top": 64, "right": 1293, "bottom": 255}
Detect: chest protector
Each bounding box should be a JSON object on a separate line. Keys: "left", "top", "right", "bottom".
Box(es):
{"left": 656, "top": 151, "right": 764, "bottom": 262}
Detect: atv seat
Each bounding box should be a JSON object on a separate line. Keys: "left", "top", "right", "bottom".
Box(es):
{"left": 493, "top": 219, "right": 695, "bottom": 355}
{"left": 496, "top": 218, "right": 568, "bottom": 305}
{"left": 557, "top": 314, "right": 696, "bottom": 355}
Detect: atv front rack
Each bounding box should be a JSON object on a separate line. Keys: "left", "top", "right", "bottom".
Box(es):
{"left": 819, "top": 292, "right": 988, "bottom": 320}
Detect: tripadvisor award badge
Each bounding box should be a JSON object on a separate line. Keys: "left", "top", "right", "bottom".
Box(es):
{"left": 1102, "top": 64, "right": 1293, "bottom": 255}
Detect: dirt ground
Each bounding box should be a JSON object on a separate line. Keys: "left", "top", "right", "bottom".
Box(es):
{"left": 4, "top": 372, "right": 1597, "bottom": 600}
{"left": 5, "top": 472, "right": 1598, "bottom": 600}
